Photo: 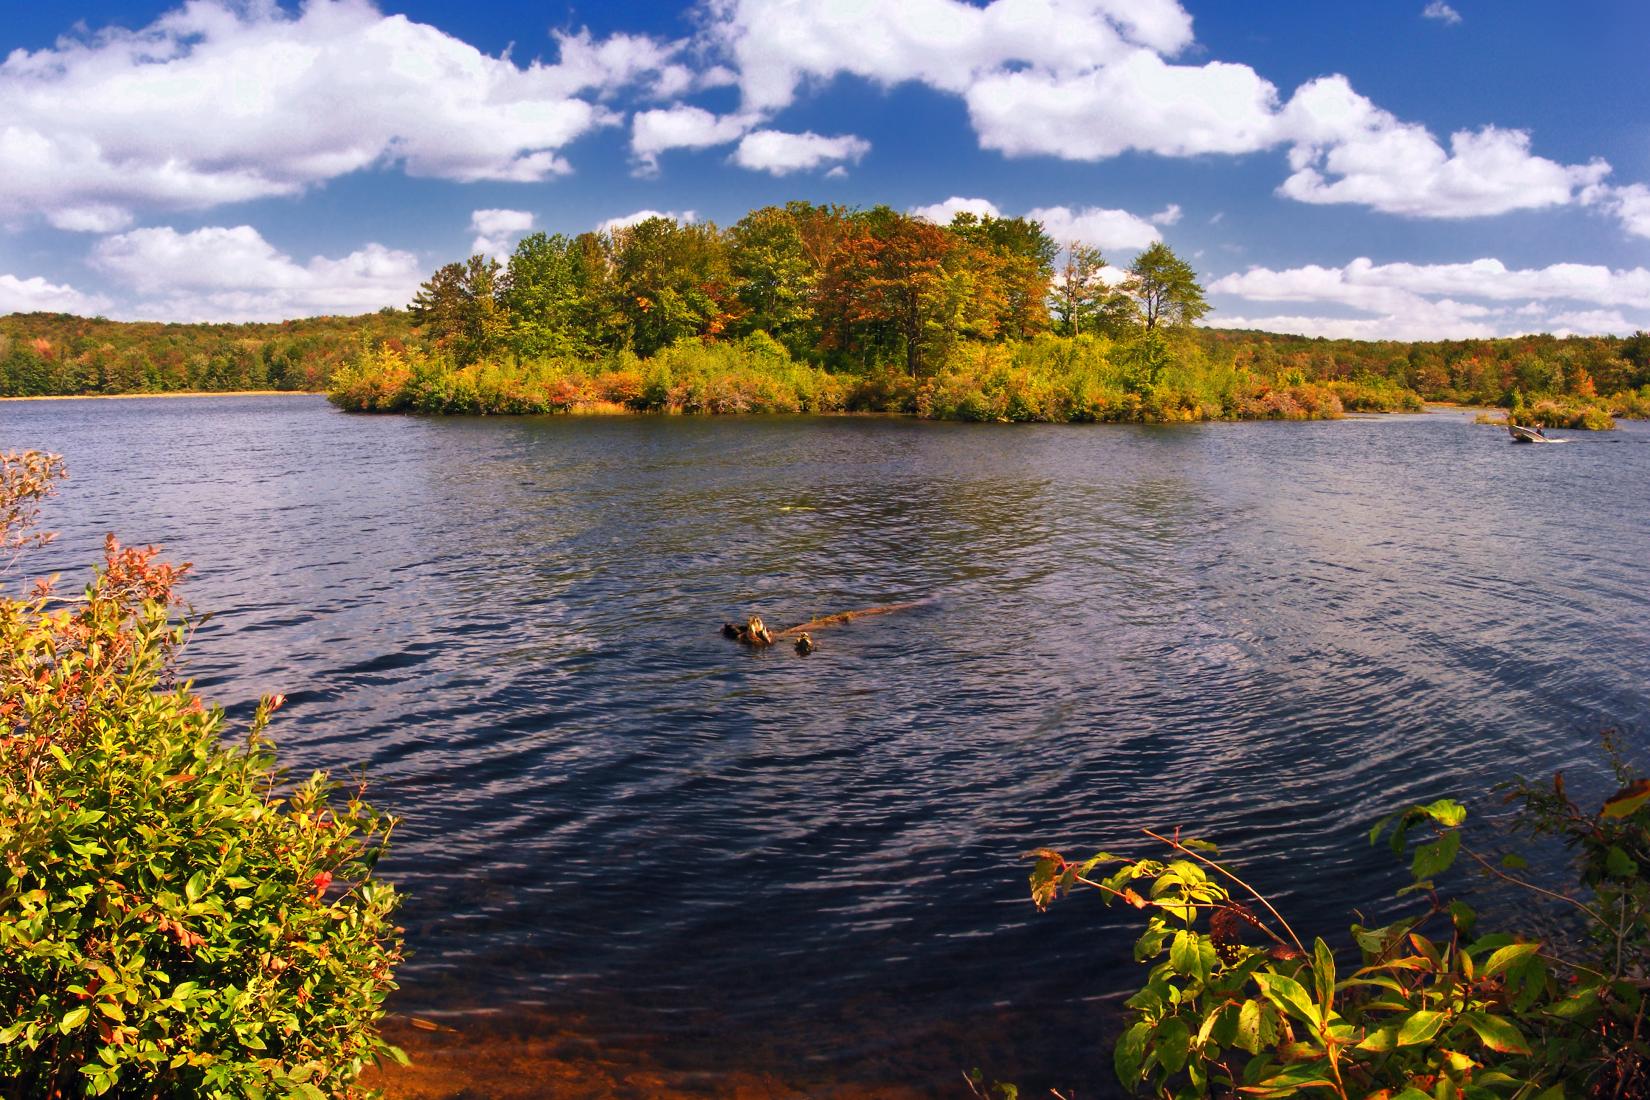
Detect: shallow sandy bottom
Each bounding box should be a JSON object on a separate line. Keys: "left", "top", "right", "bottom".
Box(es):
{"left": 363, "top": 1017, "right": 932, "bottom": 1100}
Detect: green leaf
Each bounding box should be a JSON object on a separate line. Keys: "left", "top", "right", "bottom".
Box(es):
{"left": 1170, "top": 930, "right": 1205, "bottom": 981}
{"left": 1234, "top": 1000, "right": 1264, "bottom": 1055}
{"left": 1247, "top": 1061, "right": 1338, "bottom": 1097}
{"left": 1418, "top": 799, "right": 1466, "bottom": 827}
{"left": 1357, "top": 1026, "right": 1399, "bottom": 1052}
{"left": 1115, "top": 1021, "right": 1151, "bottom": 1087}
{"left": 185, "top": 871, "right": 207, "bottom": 903}
{"left": 1254, "top": 972, "right": 1321, "bottom": 1029}
{"left": 1447, "top": 900, "right": 1476, "bottom": 936}
{"left": 1411, "top": 831, "right": 1461, "bottom": 880}
{"left": 1311, "top": 938, "right": 1335, "bottom": 1014}
{"left": 1396, "top": 1010, "right": 1447, "bottom": 1046}
{"left": 1605, "top": 845, "right": 1638, "bottom": 879}
{"left": 1460, "top": 1012, "right": 1530, "bottom": 1055}
{"left": 1134, "top": 923, "right": 1170, "bottom": 963}
{"left": 1154, "top": 1017, "right": 1192, "bottom": 1075}
{"left": 59, "top": 1006, "right": 90, "bottom": 1033}
{"left": 1550, "top": 988, "right": 1600, "bottom": 1020}
{"left": 1482, "top": 942, "right": 1540, "bottom": 977}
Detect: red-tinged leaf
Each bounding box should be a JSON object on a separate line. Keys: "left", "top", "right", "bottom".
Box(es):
{"left": 1461, "top": 1012, "right": 1531, "bottom": 1054}
{"left": 1601, "top": 779, "right": 1650, "bottom": 819}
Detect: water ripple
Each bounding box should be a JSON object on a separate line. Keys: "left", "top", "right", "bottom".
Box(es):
{"left": 5, "top": 397, "right": 1647, "bottom": 1093}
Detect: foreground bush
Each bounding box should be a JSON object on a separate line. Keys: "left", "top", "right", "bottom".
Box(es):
{"left": 1030, "top": 737, "right": 1649, "bottom": 1100}
{"left": 0, "top": 452, "right": 403, "bottom": 1098}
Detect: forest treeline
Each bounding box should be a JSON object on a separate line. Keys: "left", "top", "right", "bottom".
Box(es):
{"left": 0, "top": 311, "right": 412, "bottom": 397}
{"left": 6, "top": 202, "right": 1649, "bottom": 424}
{"left": 331, "top": 202, "right": 1649, "bottom": 424}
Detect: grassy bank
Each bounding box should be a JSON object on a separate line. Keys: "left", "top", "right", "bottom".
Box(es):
{"left": 328, "top": 334, "right": 1423, "bottom": 424}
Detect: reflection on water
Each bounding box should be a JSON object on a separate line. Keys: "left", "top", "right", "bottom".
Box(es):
{"left": 5, "top": 397, "right": 1649, "bottom": 1095}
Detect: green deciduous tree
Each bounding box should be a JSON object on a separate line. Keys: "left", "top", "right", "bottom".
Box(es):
{"left": 728, "top": 205, "right": 821, "bottom": 357}
{"left": 610, "top": 217, "right": 734, "bottom": 357}
{"left": 1052, "top": 243, "right": 1139, "bottom": 338}
{"left": 1129, "top": 242, "right": 1209, "bottom": 332}
{"left": 502, "top": 233, "right": 593, "bottom": 360}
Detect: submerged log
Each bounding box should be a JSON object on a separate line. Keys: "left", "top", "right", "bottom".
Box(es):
{"left": 722, "top": 615, "right": 774, "bottom": 646}
{"left": 771, "top": 601, "right": 924, "bottom": 639}
{"left": 719, "top": 601, "right": 925, "bottom": 655}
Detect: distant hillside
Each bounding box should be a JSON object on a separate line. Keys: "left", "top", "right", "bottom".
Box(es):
{"left": 1195, "top": 327, "right": 1650, "bottom": 406}
{"left": 0, "top": 310, "right": 414, "bottom": 397}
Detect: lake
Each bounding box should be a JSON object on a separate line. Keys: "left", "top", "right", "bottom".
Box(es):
{"left": 5, "top": 395, "right": 1648, "bottom": 1095}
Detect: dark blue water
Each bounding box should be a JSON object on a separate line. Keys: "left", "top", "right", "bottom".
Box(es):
{"left": 5, "top": 395, "right": 1648, "bottom": 1094}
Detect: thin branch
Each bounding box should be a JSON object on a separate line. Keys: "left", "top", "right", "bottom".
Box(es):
{"left": 1458, "top": 842, "right": 1605, "bottom": 924}
{"left": 1142, "top": 827, "right": 1306, "bottom": 956}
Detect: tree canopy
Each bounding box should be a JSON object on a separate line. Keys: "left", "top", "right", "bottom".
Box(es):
{"left": 1129, "top": 242, "right": 1209, "bottom": 331}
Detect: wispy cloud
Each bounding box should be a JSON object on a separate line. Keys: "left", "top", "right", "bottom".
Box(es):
{"left": 470, "top": 209, "right": 536, "bottom": 260}
{"left": 1422, "top": 2, "right": 1463, "bottom": 26}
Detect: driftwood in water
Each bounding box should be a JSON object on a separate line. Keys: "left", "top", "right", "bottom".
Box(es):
{"left": 719, "top": 601, "right": 924, "bottom": 655}
{"left": 772, "top": 601, "right": 923, "bottom": 639}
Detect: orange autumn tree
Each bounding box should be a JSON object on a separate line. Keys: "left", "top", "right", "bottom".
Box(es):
{"left": 817, "top": 208, "right": 955, "bottom": 377}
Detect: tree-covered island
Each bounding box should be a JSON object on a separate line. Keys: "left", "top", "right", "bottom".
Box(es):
{"left": 5, "top": 205, "right": 1648, "bottom": 427}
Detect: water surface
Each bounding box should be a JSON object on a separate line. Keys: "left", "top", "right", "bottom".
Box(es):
{"left": 6, "top": 396, "right": 1647, "bottom": 1094}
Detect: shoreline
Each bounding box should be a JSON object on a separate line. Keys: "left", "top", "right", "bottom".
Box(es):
{"left": 0, "top": 390, "right": 324, "bottom": 402}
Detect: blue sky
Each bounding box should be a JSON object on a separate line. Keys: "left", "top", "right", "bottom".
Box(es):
{"left": 1, "top": 0, "right": 1647, "bottom": 339}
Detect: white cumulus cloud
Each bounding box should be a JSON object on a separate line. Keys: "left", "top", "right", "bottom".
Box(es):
{"left": 967, "top": 52, "right": 1281, "bottom": 161}
{"left": 0, "top": 273, "right": 112, "bottom": 316}
{"left": 698, "top": 0, "right": 1617, "bottom": 226}
{"left": 0, "top": 0, "right": 683, "bottom": 229}
{"left": 1422, "top": 2, "right": 1463, "bottom": 25}
{"left": 88, "top": 225, "right": 424, "bottom": 322}
{"left": 596, "top": 209, "right": 698, "bottom": 234}
{"left": 1584, "top": 182, "right": 1650, "bottom": 240}
{"left": 909, "top": 196, "right": 1003, "bottom": 223}
{"left": 1028, "top": 205, "right": 1162, "bottom": 250}
{"left": 470, "top": 208, "right": 536, "bottom": 259}
{"left": 910, "top": 196, "right": 1162, "bottom": 252}
{"left": 629, "top": 105, "right": 758, "bottom": 174}
{"left": 731, "top": 129, "right": 869, "bottom": 175}
{"left": 702, "top": 0, "right": 1193, "bottom": 111}
{"left": 1210, "top": 256, "right": 1650, "bottom": 339}
{"left": 1276, "top": 77, "right": 1608, "bottom": 217}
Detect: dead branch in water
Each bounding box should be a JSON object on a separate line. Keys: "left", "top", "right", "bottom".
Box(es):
{"left": 771, "top": 600, "right": 925, "bottom": 639}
